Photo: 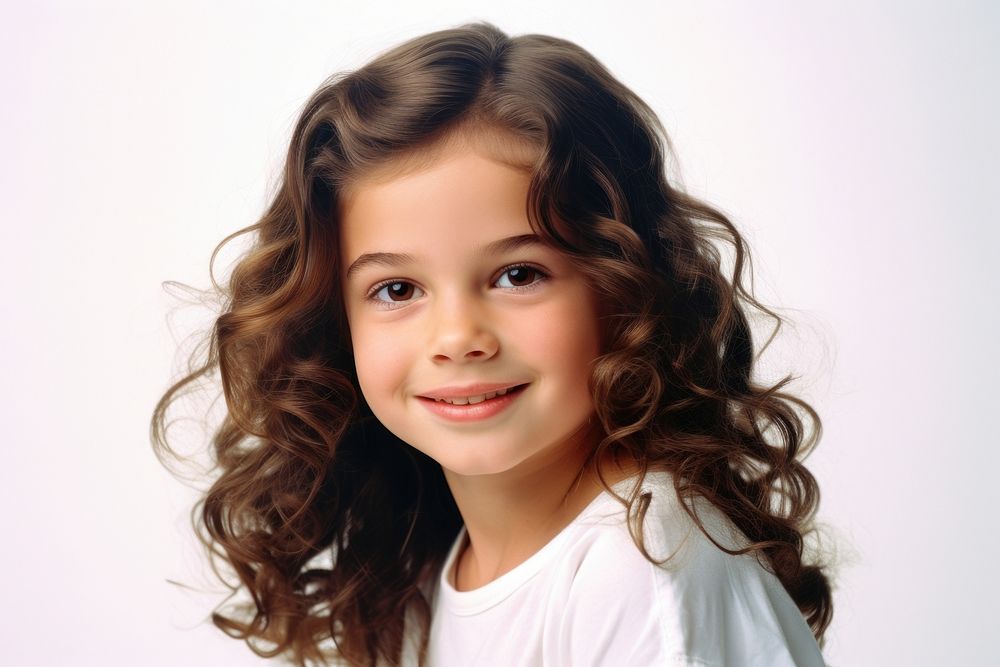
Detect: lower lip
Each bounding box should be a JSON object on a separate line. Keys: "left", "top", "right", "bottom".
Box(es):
{"left": 417, "top": 384, "right": 528, "bottom": 422}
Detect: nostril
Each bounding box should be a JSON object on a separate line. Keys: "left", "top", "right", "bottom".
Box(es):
{"left": 429, "top": 331, "right": 500, "bottom": 362}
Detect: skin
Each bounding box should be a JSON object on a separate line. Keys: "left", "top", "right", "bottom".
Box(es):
{"left": 339, "top": 135, "right": 637, "bottom": 590}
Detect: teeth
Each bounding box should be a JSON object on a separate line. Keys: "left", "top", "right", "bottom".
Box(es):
{"left": 435, "top": 387, "right": 512, "bottom": 405}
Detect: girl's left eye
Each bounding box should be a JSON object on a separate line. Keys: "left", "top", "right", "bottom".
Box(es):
{"left": 494, "top": 264, "right": 548, "bottom": 290}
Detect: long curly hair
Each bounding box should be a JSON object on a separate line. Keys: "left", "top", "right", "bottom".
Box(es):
{"left": 151, "top": 21, "right": 834, "bottom": 667}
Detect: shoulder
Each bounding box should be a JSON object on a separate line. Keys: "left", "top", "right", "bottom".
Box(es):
{"left": 546, "top": 470, "right": 826, "bottom": 666}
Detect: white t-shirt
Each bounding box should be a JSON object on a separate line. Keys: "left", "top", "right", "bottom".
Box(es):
{"left": 416, "top": 470, "right": 827, "bottom": 666}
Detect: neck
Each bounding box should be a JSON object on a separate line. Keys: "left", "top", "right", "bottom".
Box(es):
{"left": 444, "top": 426, "right": 640, "bottom": 591}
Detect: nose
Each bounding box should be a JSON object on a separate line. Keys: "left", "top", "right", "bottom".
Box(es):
{"left": 428, "top": 292, "right": 499, "bottom": 364}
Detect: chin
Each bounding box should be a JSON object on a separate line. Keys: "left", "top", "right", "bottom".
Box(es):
{"left": 430, "top": 446, "right": 531, "bottom": 479}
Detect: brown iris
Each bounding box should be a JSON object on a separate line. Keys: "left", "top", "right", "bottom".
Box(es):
{"left": 386, "top": 282, "right": 415, "bottom": 301}
{"left": 504, "top": 266, "right": 537, "bottom": 287}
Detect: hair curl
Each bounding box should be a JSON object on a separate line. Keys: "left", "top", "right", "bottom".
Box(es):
{"left": 152, "top": 21, "right": 833, "bottom": 666}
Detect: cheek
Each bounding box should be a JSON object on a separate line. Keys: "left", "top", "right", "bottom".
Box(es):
{"left": 349, "top": 320, "right": 410, "bottom": 402}
{"left": 520, "top": 293, "right": 601, "bottom": 380}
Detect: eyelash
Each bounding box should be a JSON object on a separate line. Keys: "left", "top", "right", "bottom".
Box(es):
{"left": 365, "top": 263, "right": 549, "bottom": 310}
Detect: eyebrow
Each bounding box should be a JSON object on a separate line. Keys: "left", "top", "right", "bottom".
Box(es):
{"left": 345, "top": 233, "right": 547, "bottom": 281}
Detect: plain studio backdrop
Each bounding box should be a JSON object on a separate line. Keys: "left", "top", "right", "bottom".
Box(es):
{"left": 2, "top": 1, "right": 996, "bottom": 665}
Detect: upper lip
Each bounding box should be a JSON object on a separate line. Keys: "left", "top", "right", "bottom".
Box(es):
{"left": 417, "top": 382, "right": 527, "bottom": 400}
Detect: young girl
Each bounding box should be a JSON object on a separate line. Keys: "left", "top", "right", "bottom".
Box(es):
{"left": 152, "top": 21, "right": 833, "bottom": 666}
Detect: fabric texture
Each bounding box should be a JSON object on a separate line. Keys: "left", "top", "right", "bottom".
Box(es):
{"left": 409, "top": 470, "right": 826, "bottom": 667}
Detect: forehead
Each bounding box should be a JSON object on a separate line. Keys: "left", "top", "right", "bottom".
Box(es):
{"left": 337, "top": 138, "right": 542, "bottom": 272}
{"left": 339, "top": 124, "right": 540, "bottom": 202}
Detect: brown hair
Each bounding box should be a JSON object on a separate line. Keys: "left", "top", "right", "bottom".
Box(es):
{"left": 151, "top": 21, "right": 833, "bottom": 666}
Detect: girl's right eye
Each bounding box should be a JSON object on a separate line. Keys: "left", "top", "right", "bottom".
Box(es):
{"left": 367, "top": 281, "right": 425, "bottom": 309}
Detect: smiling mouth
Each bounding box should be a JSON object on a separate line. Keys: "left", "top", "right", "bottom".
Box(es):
{"left": 416, "top": 383, "right": 530, "bottom": 422}
{"left": 418, "top": 383, "right": 530, "bottom": 406}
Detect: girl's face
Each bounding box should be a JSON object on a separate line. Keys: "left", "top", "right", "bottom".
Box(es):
{"left": 339, "top": 140, "right": 602, "bottom": 479}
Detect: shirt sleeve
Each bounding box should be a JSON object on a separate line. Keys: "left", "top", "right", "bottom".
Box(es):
{"left": 545, "top": 527, "right": 702, "bottom": 666}
{"left": 544, "top": 519, "right": 826, "bottom": 667}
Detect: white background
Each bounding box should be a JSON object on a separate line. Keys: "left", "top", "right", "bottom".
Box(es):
{"left": 2, "top": 1, "right": 997, "bottom": 665}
